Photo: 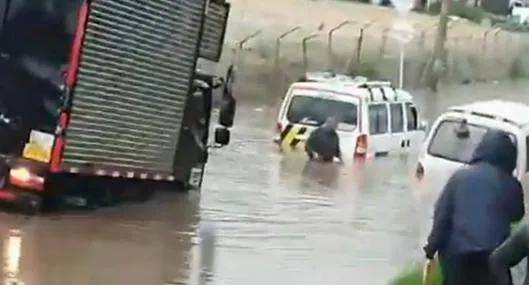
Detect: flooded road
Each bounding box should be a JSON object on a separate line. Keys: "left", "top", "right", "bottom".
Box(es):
{"left": 203, "top": 107, "right": 422, "bottom": 285}
{"left": 1, "top": 81, "right": 529, "bottom": 285}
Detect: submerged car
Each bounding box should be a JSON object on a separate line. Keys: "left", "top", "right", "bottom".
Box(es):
{"left": 274, "top": 72, "right": 425, "bottom": 162}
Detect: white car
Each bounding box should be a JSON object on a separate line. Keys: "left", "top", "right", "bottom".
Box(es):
{"left": 510, "top": 0, "right": 529, "bottom": 24}
{"left": 273, "top": 72, "right": 426, "bottom": 161}
{"left": 416, "top": 100, "right": 529, "bottom": 194}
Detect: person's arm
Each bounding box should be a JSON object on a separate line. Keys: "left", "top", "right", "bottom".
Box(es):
{"left": 508, "top": 179, "right": 525, "bottom": 223}
{"left": 423, "top": 173, "right": 457, "bottom": 259}
{"left": 489, "top": 222, "right": 529, "bottom": 285}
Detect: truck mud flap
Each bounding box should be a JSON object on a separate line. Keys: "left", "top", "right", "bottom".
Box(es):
{"left": 62, "top": 0, "right": 207, "bottom": 173}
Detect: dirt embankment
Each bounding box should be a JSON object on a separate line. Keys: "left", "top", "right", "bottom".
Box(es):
{"left": 216, "top": 0, "right": 529, "bottom": 103}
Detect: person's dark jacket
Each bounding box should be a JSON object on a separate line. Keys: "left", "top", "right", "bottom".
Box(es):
{"left": 305, "top": 125, "right": 341, "bottom": 160}
{"left": 423, "top": 130, "right": 524, "bottom": 259}
{"left": 489, "top": 220, "right": 529, "bottom": 285}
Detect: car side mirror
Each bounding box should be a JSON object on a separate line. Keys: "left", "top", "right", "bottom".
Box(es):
{"left": 218, "top": 65, "right": 236, "bottom": 128}
{"left": 214, "top": 127, "right": 230, "bottom": 146}
{"left": 219, "top": 96, "right": 236, "bottom": 128}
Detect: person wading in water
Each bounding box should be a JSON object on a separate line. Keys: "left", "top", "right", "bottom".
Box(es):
{"left": 304, "top": 117, "right": 343, "bottom": 163}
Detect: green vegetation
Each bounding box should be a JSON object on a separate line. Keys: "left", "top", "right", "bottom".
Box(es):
{"left": 427, "top": 1, "right": 486, "bottom": 23}
{"left": 342, "top": 0, "right": 529, "bottom": 33}
{"left": 389, "top": 261, "right": 443, "bottom": 285}
{"left": 390, "top": 223, "right": 522, "bottom": 285}
{"left": 427, "top": 1, "right": 529, "bottom": 33}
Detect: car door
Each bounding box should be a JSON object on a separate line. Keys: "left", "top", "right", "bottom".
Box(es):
{"left": 389, "top": 102, "right": 406, "bottom": 154}
{"left": 367, "top": 103, "right": 391, "bottom": 157}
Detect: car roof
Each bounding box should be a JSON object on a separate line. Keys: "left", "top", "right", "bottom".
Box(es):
{"left": 449, "top": 100, "right": 529, "bottom": 126}
{"left": 290, "top": 72, "right": 413, "bottom": 102}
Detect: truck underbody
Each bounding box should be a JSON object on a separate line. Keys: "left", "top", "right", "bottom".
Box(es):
{"left": 0, "top": 0, "right": 234, "bottom": 213}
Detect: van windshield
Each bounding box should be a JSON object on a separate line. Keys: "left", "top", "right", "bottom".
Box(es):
{"left": 285, "top": 95, "right": 358, "bottom": 128}
{"left": 427, "top": 119, "right": 516, "bottom": 164}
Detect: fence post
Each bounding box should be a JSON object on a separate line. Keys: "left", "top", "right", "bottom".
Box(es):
{"left": 491, "top": 28, "right": 501, "bottom": 62}
{"left": 236, "top": 30, "right": 262, "bottom": 65}
{"left": 327, "top": 20, "right": 354, "bottom": 70}
{"left": 354, "top": 21, "right": 375, "bottom": 68}
{"left": 302, "top": 33, "right": 319, "bottom": 73}
{"left": 274, "top": 26, "right": 301, "bottom": 91}
{"left": 275, "top": 27, "right": 301, "bottom": 74}
{"left": 482, "top": 28, "right": 492, "bottom": 54}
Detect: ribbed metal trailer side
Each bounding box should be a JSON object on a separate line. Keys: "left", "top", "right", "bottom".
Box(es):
{"left": 199, "top": 0, "right": 230, "bottom": 62}
{"left": 62, "top": 0, "right": 206, "bottom": 173}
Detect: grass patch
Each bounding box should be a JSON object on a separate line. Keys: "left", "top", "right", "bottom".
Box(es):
{"left": 390, "top": 223, "right": 522, "bottom": 285}
{"left": 427, "top": 1, "right": 486, "bottom": 23}
{"left": 389, "top": 261, "right": 443, "bottom": 285}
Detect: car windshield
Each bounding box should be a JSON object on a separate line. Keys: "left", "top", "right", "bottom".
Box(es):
{"left": 285, "top": 95, "right": 358, "bottom": 129}
{"left": 427, "top": 119, "right": 517, "bottom": 164}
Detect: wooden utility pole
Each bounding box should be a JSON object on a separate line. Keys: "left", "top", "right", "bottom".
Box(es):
{"left": 424, "top": 0, "right": 452, "bottom": 92}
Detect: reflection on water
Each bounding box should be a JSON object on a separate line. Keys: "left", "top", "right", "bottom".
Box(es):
{"left": 4, "top": 229, "right": 22, "bottom": 285}
{"left": 0, "top": 193, "right": 199, "bottom": 285}
{"left": 0, "top": 82, "right": 528, "bottom": 285}
{"left": 201, "top": 107, "right": 423, "bottom": 285}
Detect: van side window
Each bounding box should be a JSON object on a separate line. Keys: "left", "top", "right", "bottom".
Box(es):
{"left": 368, "top": 104, "right": 388, "bottom": 135}
{"left": 405, "top": 103, "right": 418, "bottom": 131}
{"left": 526, "top": 136, "right": 529, "bottom": 173}
{"left": 390, "top": 103, "right": 404, "bottom": 133}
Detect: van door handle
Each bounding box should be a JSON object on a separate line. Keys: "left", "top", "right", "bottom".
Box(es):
{"left": 406, "top": 139, "right": 411, "bottom": 148}
{"left": 400, "top": 140, "right": 406, "bottom": 148}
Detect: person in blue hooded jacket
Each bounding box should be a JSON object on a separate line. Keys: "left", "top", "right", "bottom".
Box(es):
{"left": 423, "top": 129, "right": 524, "bottom": 285}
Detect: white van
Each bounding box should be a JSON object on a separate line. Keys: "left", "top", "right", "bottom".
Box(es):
{"left": 273, "top": 72, "right": 424, "bottom": 161}
{"left": 510, "top": 0, "right": 529, "bottom": 24}
{"left": 416, "top": 100, "right": 529, "bottom": 190}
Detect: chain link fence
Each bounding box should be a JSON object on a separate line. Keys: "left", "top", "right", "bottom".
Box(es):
{"left": 218, "top": 1, "right": 529, "bottom": 104}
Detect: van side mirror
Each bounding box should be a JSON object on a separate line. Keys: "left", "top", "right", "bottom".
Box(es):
{"left": 219, "top": 95, "right": 236, "bottom": 127}
{"left": 418, "top": 120, "right": 429, "bottom": 131}
{"left": 214, "top": 127, "right": 230, "bottom": 146}
{"left": 218, "top": 65, "right": 236, "bottom": 128}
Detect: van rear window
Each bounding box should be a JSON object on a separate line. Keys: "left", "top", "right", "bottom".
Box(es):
{"left": 286, "top": 95, "right": 358, "bottom": 127}
{"left": 427, "top": 120, "right": 516, "bottom": 164}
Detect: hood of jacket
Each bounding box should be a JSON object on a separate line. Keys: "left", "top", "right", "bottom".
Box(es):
{"left": 470, "top": 130, "right": 517, "bottom": 173}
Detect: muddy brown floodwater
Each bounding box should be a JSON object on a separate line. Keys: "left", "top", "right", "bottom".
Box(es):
{"left": 0, "top": 81, "right": 529, "bottom": 285}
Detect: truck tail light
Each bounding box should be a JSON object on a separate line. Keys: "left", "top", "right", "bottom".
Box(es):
{"left": 9, "top": 167, "right": 44, "bottom": 191}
